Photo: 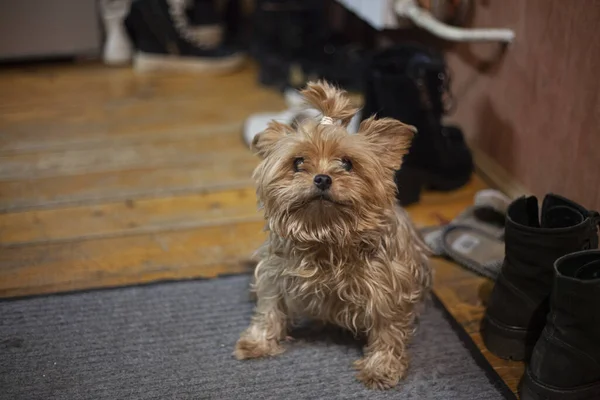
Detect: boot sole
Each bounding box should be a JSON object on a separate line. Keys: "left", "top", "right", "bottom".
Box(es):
{"left": 134, "top": 52, "right": 245, "bottom": 73}
{"left": 480, "top": 314, "right": 539, "bottom": 361}
{"left": 520, "top": 367, "right": 600, "bottom": 400}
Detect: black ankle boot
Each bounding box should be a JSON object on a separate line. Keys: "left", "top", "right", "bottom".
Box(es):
{"left": 251, "top": 0, "right": 366, "bottom": 90}
{"left": 520, "top": 250, "right": 600, "bottom": 400}
{"left": 482, "top": 194, "right": 599, "bottom": 361}
{"left": 250, "top": 0, "right": 312, "bottom": 88}
{"left": 125, "top": 0, "right": 243, "bottom": 72}
{"left": 361, "top": 44, "right": 473, "bottom": 205}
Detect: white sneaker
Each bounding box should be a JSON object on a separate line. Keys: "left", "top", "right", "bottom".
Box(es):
{"left": 243, "top": 88, "right": 362, "bottom": 148}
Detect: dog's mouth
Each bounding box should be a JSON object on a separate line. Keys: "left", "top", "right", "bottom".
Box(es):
{"left": 288, "top": 192, "right": 352, "bottom": 212}
{"left": 309, "top": 193, "right": 347, "bottom": 206}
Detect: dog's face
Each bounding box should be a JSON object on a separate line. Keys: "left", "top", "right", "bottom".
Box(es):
{"left": 252, "top": 117, "right": 414, "bottom": 244}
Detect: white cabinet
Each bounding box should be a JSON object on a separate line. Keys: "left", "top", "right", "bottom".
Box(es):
{"left": 0, "top": 0, "right": 101, "bottom": 60}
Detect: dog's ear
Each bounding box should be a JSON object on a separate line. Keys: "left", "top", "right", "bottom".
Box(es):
{"left": 252, "top": 121, "right": 294, "bottom": 158}
{"left": 359, "top": 116, "right": 416, "bottom": 170}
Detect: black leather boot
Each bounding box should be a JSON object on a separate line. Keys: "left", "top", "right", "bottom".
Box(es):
{"left": 520, "top": 250, "right": 600, "bottom": 400}
{"left": 361, "top": 44, "right": 473, "bottom": 205}
{"left": 482, "top": 194, "right": 599, "bottom": 361}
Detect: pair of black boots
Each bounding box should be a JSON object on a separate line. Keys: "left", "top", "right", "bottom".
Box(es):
{"left": 361, "top": 45, "right": 474, "bottom": 205}
{"left": 482, "top": 194, "right": 600, "bottom": 399}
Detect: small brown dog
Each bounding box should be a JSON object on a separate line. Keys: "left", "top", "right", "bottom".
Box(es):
{"left": 235, "top": 81, "right": 431, "bottom": 390}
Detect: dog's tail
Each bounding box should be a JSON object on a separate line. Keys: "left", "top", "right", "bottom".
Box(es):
{"left": 301, "top": 80, "right": 359, "bottom": 128}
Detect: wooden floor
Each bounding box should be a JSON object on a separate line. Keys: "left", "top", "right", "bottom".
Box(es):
{"left": 0, "top": 62, "right": 523, "bottom": 395}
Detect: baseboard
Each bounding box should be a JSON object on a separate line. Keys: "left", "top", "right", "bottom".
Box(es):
{"left": 471, "top": 146, "right": 531, "bottom": 199}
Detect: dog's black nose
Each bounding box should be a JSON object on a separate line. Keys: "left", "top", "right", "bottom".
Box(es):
{"left": 313, "top": 174, "right": 332, "bottom": 191}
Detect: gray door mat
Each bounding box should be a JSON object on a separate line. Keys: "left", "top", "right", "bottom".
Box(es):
{"left": 0, "top": 275, "right": 515, "bottom": 400}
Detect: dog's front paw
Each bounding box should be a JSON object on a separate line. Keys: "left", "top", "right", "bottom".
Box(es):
{"left": 354, "top": 356, "right": 407, "bottom": 390}
{"left": 234, "top": 336, "right": 285, "bottom": 360}
{"left": 356, "top": 368, "right": 400, "bottom": 390}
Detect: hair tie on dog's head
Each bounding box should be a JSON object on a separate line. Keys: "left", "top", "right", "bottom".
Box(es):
{"left": 320, "top": 116, "right": 334, "bottom": 125}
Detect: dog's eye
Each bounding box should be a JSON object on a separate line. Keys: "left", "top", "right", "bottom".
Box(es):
{"left": 293, "top": 157, "right": 304, "bottom": 172}
{"left": 341, "top": 158, "right": 353, "bottom": 172}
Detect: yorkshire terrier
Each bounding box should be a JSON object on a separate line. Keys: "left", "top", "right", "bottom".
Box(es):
{"left": 235, "top": 81, "right": 431, "bottom": 390}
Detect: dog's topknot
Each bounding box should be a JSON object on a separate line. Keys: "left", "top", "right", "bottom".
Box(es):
{"left": 300, "top": 80, "right": 359, "bottom": 127}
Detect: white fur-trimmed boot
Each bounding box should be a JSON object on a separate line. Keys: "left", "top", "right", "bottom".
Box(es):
{"left": 100, "top": 0, "right": 134, "bottom": 66}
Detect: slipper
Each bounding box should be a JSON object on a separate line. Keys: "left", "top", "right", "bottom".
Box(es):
{"left": 243, "top": 88, "right": 362, "bottom": 147}
{"left": 441, "top": 225, "right": 505, "bottom": 280}
{"left": 421, "top": 189, "right": 511, "bottom": 279}
{"left": 422, "top": 189, "right": 510, "bottom": 256}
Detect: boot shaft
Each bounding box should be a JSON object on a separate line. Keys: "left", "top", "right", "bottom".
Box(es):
{"left": 251, "top": 0, "right": 327, "bottom": 59}
{"left": 551, "top": 250, "right": 600, "bottom": 351}
{"left": 362, "top": 44, "right": 447, "bottom": 127}
{"left": 501, "top": 194, "right": 598, "bottom": 308}
{"left": 525, "top": 250, "right": 600, "bottom": 392}
{"left": 250, "top": 0, "right": 367, "bottom": 91}
{"left": 503, "top": 195, "right": 599, "bottom": 285}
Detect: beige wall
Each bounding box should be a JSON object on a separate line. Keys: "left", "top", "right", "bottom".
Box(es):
{"left": 444, "top": 0, "right": 600, "bottom": 209}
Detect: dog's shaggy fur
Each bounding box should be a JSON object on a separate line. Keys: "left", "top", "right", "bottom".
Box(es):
{"left": 234, "top": 81, "right": 431, "bottom": 390}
